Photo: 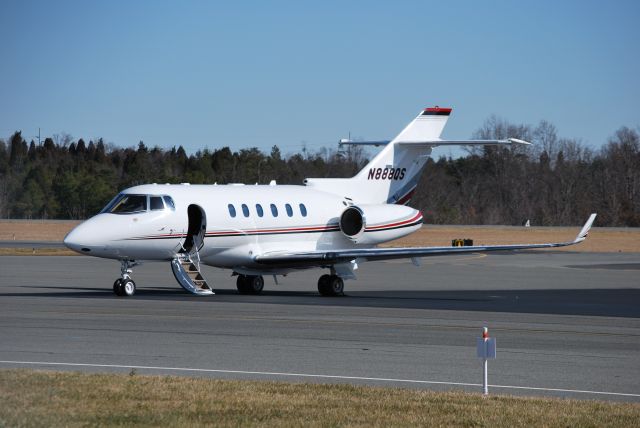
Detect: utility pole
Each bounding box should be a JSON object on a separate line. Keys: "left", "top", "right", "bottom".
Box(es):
{"left": 32, "top": 128, "right": 41, "bottom": 145}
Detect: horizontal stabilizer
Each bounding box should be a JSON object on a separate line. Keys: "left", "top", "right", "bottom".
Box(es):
{"left": 339, "top": 139, "right": 391, "bottom": 146}
{"left": 338, "top": 138, "right": 531, "bottom": 147}
{"left": 308, "top": 106, "right": 531, "bottom": 205}
{"left": 396, "top": 138, "right": 531, "bottom": 147}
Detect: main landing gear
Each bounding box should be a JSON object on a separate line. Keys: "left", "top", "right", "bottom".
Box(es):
{"left": 236, "top": 274, "right": 264, "bottom": 295}
{"left": 235, "top": 273, "right": 345, "bottom": 296}
{"left": 113, "top": 260, "right": 139, "bottom": 297}
{"left": 317, "top": 274, "right": 344, "bottom": 296}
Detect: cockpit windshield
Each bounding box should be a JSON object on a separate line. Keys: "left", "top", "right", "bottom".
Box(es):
{"left": 110, "top": 194, "right": 148, "bottom": 214}
{"left": 100, "top": 193, "right": 176, "bottom": 214}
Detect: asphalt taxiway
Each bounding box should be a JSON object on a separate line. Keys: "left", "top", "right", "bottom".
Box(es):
{"left": 0, "top": 240, "right": 65, "bottom": 248}
{"left": 0, "top": 251, "right": 639, "bottom": 401}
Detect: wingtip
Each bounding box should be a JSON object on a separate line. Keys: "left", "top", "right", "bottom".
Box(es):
{"left": 575, "top": 213, "right": 597, "bottom": 242}
{"left": 508, "top": 138, "right": 532, "bottom": 145}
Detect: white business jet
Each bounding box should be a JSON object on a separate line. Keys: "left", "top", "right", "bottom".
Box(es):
{"left": 63, "top": 107, "right": 596, "bottom": 297}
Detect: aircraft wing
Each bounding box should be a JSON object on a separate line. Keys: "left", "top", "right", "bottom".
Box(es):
{"left": 254, "top": 214, "right": 596, "bottom": 268}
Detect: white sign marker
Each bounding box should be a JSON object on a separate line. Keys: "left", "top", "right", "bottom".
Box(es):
{"left": 477, "top": 326, "right": 496, "bottom": 395}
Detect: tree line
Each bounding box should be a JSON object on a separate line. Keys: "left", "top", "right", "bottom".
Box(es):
{"left": 0, "top": 117, "right": 638, "bottom": 226}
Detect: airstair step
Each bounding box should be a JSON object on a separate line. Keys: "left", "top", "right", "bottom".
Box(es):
{"left": 171, "top": 256, "right": 214, "bottom": 296}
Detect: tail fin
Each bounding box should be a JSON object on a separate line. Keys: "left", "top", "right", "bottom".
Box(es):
{"left": 350, "top": 107, "right": 452, "bottom": 204}
{"left": 393, "top": 107, "right": 452, "bottom": 142}
{"left": 305, "top": 106, "right": 526, "bottom": 205}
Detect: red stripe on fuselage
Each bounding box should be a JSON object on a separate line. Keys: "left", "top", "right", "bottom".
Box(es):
{"left": 365, "top": 212, "right": 423, "bottom": 231}
{"left": 205, "top": 224, "right": 339, "bottom": 236}
{"left": 129, "top": 224, "right": 341, "bottom": 240}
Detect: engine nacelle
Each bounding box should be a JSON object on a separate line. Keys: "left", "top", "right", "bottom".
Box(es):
{"left": 339, "top": 204, "right": 423, "bottom": 245}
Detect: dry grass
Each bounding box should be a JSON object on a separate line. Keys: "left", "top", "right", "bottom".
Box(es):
{"left": 0, "top": 220, "right": 80, "bottom": 242}
{"left": 0, "top": 370, "right": 638, "bottom": 427}
{"left": 384, "top": 225, "right": 640, "bottom": 253}
{"left": 0, "top": 247, "right": 77, "bottom": 256}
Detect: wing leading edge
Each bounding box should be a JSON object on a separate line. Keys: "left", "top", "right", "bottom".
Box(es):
{"left": 254, "top": 214, "right": 597, "bottom": 268}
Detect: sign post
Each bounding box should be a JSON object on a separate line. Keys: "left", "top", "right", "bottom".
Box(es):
{"left": 476, "top": 326, "right": 496, "bottom": 395}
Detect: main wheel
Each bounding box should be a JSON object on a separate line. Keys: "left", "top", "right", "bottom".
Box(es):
{"left": 122, "top": 279, "right": 136, "bottom": 297}
{"left": 247, "top": 275, "right": 264, "bottom": 294}
{"left": 317, "top": 274, "right": 332, "bottom": 296}
{"left": 328, "top": 275, "right": 344, "bottom": 296}
{"left": 318, "top": 274, "right": 343, "bottom": 296}
{"left": 113, "top": 279, "right": 123, "bottom": 296}
{"left": 236, "top": 275, "right": 250, "bottom": 294}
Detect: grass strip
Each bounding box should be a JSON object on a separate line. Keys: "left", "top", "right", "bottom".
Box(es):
{"left": 1, "top": 369, "right": 638, "bottom": 427}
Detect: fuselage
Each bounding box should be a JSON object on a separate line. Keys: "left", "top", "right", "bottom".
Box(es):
{"left": 63, "top": 183, "right": 422, "bottom": 272}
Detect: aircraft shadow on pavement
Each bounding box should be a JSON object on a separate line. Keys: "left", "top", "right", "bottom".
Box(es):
{"left": 3, "top": 285, "right": 639, "bottom": 318}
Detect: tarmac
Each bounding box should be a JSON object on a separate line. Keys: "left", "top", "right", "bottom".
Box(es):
{"left": 0, "top": 240, "right": 65, "bottom": 248}
{"left": 0, "top": 250, "right": 639, "bottom": 401}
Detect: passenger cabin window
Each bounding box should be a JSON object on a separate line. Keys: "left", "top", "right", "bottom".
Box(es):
{"left": 109, "top": 194, "right": 148, "bottom": 214}
{"left": 285, "top": 204, "right": 293, "bottom": 217}
{"left": 163, "top": 196, "right": 175, "bottom": 211}
{"left": 150, "top": 196, "right": 164, "bottom": 211}
{"left": 256, "top": 204, "right": 264, "bottom": 217}
{"left": 228, "top": 204, "right": 236, "bottom": 217}
{"left": 270, "top": 204, "right": 278, "bottom": 217}
{"left": 242, "top": 204, "right": 250, "bottom": 217}
{"left": 299, "top": 203, "right": 307, "bottom": 217}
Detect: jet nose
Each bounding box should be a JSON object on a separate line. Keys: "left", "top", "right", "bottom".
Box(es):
{"left": 63, "top": 227, "right": 91, "bottom": 254}
{"left": 64, "top": 219, "right": 104, "bottom": 254}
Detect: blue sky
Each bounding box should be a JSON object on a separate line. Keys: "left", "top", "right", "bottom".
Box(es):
{"left": 1, "top": 1, "right": 638, "bottom": 155}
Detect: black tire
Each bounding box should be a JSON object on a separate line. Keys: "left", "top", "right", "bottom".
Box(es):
{"left": 122, "top": 280, "right": 136, "bottom": 297}
{"left": 236, "top": 275, "right": 250, "bottom": 294}
{"left": 328, "top": 275, "right": 344, "bottom": 296}
{"left": 247, "top": 275, "right": 264, "bottom": 294}
{"left": 113, "top": 279, "right": 123, "bottom": 296}
{"left": 317, "top": 274, "right": 332, "bottom": 296}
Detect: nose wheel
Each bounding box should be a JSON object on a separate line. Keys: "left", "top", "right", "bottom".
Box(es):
{"left": 113, "top": 260, "right": 139, "bottom": 297}
{"left": 318, "top": 274, "right": 344, "bottom": 296}
{"left": 113, "top": 278, "right": 136, "bottom": 296}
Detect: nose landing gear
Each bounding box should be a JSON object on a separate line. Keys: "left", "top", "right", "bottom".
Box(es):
{"left": 113, "top": 260, "right": 139, "bottom": 297}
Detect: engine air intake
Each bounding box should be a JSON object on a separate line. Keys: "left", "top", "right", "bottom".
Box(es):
{"left": 340, "top": 207, "right": 365, "bottom": 238}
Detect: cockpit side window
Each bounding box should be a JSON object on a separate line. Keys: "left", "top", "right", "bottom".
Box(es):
{"left": 150, "top": 196, "right": 164, "bottom": 211}
{"left": 109, "top": 194, "right": 148, "bottom": 214}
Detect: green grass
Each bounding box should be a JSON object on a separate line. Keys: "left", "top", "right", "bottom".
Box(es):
{"left": 1, "top": 370, "right": 639, "bottom": 427}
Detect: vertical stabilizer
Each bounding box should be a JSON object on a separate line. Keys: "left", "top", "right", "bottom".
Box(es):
{"left": 305, "top": 107, "right": 452, "bottom": 204}
{"left": 393, "top": 107, "right": 452, "bottom": 142}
